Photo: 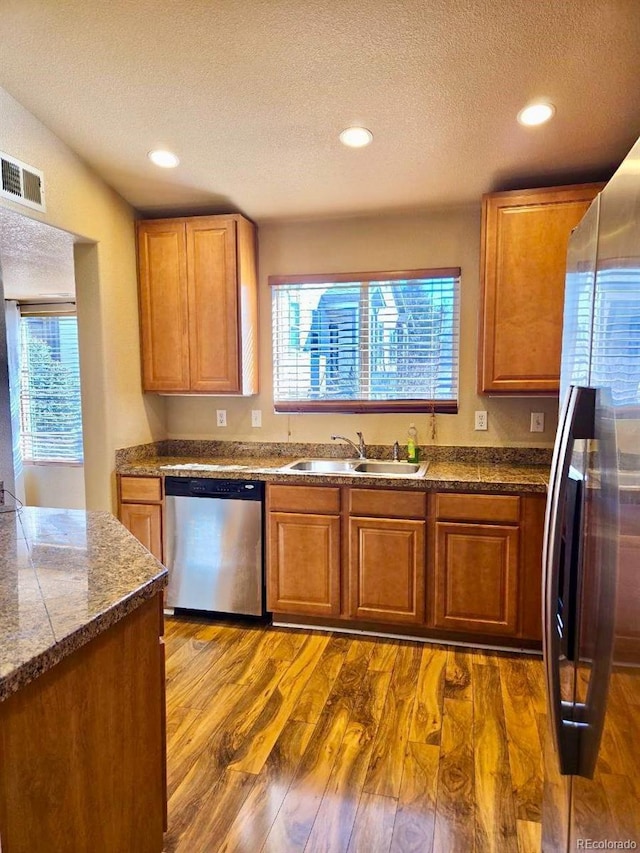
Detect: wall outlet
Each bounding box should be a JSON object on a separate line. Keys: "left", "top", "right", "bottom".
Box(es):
{"left": 530, "top": 412, "right": 545, "bottom": 433}
{"left": 474, "top": 410, "right": 488, "bottom": 431}
{"left": 216, "top": 409, "right": 227, "bottom": 427}
{"left": 251, "top": 409, "right": 262, "bottom": 428}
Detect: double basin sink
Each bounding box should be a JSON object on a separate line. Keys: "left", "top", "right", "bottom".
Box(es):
{"left": 281, "top": 458, "right": 428, "bottom": 478}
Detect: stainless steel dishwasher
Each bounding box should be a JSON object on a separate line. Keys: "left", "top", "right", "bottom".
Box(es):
{"left": 164, "top": 477, "right": 264, "bottom": 616}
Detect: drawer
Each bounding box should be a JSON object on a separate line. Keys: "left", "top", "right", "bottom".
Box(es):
{"left": 349, "top": 488, "right": 426, "bottom": 519}
{"left": 120, "top": 476, "right": 162, "bottom": 503}
{"left": 268, "top": 484, "right": 341, "bottom": 514}
{"left": 435, "top": 493, "right": 520, "bottom": 524}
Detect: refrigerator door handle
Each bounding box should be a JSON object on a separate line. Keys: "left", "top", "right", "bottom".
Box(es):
{"left": 542, "top": 384, "right": 595, "bottom": 775}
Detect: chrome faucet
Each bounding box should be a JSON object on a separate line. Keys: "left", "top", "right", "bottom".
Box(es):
{"left": 392, "top": 441, "right": 400, "bottom": 461}
{"left": 331, "top": 431, "right": 366, "bottom": 458}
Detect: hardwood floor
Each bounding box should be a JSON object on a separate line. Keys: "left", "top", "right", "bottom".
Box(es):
{"left": 163, "top": 617, "right": 545, "bottom": 853}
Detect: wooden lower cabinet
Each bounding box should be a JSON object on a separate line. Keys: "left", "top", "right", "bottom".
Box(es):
{"left": 266, "top": 484, "right": 544, "bottom": 644}
{"left": 120, "top": 503, "right": 163, "bottom": 562}
{"left": 349, "top": 517, "right": 425, "bottom": 624}
{"left": 267, "top": 511, "right": 341, "bottom": 616}
{"left": 434, "top": 521, "right": 519, "bottom": 636}
{"left": 0, "top": 594, "right": 166, "bottom": 853}
{"left": 118, "top": 476, "right": 163, "bottom": 563}
{"left": 519, "top": 494, "right": 545, "bottom": 641}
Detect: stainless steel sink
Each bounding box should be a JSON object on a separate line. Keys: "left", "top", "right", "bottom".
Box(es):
{"left": 281, "top": 458, "right": 428, "bottom": 477}
{"left": 284, "top": 459, "right": 360, "bottom": 473}
{"left": 354, "top": 460, "right": 427, "bottom": 475}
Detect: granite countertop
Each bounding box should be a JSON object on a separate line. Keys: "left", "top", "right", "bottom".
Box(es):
{"left": 117, "top": 442, "right": 550, "bottom": 494}
{"left": 0, "top": 507, "right": 167, "bottom": 703}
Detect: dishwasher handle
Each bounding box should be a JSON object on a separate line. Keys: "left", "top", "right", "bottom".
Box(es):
{"left": 164, "top": 477, "right": 264, "bottom": 500}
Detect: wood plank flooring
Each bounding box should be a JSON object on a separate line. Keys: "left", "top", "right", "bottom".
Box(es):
{"left": 163, "top": 617, "right": 545, "bottom": 853}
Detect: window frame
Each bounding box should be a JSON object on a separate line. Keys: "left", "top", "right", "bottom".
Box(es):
{"left": 18, "top": 308, "right": 84, "bottom": 466}
{"left": 269, "top": 267, "right": 460, "bottom": 414}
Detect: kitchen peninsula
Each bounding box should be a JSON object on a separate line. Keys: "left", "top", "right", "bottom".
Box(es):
{"left": 0, "top": 507, "right": 167, "bottom": 853}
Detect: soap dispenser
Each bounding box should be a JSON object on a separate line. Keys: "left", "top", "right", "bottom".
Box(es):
{"left": 407, "top": 423, "right": 419, "bottom": 463}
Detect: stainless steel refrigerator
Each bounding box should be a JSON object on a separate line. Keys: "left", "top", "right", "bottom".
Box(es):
{"left": 542, "top": 137, "right": 640, "bottom": 850}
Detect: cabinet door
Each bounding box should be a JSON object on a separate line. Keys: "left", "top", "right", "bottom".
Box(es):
{"left": 137, "top": 221, "right": 190, "bottom": 391}
{"left": 349, "top": 517, "right": 425, "bottom": 625}
{"left": 120, "top": 503, "right": 163, "bottom": 562}
{"left": 479, "top": 184, "right": 601, "bottom": 393}
{"left": 434, "top": 521, "right": 518, "bottom": 636}
{"left": 186, "top": 218, "right": 240, "bottom": 392}
{"left": 268, "top": 512, "right": 340, "bottom": 616}
{"left": 519, "top": 494, "right": 545, "bottom": 641}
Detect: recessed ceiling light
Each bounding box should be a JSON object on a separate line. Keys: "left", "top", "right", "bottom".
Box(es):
{"left": 339, "top": 127, "right": 373, "bottom": 148}
{"left": 148, "top": 149, "right": 180, "bottom": 168}
{"left": 517, "top": 102, "right": 556, "bottom": 127}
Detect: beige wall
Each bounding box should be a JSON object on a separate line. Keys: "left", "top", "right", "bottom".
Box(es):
{"left": 0, "top": 87, "right": 165, "bottom": 511}
{"left": 23, "top": 464, "right": 86, "bottom": 510}
{"left": 166, "top": 208, "right": 559, "bottom": 448}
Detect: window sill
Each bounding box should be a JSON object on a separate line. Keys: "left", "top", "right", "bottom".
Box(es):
{"left": 23, "top": 460, "right": 84, "bottom": 468}
{"left": 274, "top": 401, "right": 458, "bottom": 415}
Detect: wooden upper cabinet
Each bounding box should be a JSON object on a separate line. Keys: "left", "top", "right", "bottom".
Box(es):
{"left": 137, "top": 220, "right": 190, "bottom": 391}
{"left": 186, "top": 219, "right": 239, "bottom": 392}
{"left": 137, "top": 214, "right": 258, "bottom": 394}
{"left": 478, "top": 183, "right": 603, "bottom": 394}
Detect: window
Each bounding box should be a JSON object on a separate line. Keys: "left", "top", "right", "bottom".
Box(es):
{"left": 19, "top": 312, "right": 83, "bottom": 463}
{"left": 270, "top": 268, "right": 460, "bottom": 413}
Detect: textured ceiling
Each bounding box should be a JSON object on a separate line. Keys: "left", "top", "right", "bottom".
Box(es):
{"left": 0, "top": 209, "right": 76, "bottom": 300}
{"left": 1, "top": 0, "right": 640, "bottom": 221}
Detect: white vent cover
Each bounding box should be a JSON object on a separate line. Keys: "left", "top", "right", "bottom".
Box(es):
{"left": 0, "top": 151, "right": 45, "bottom": 212}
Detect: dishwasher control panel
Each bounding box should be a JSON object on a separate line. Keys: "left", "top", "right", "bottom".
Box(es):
{"left": 164, "top": 476, "right": 264, "bottom": 500}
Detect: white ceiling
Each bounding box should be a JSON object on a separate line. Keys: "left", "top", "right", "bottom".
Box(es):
{"left": 0, "top": 208, "right": 76, "bottom": 300}
{"left": 1, "top": 0, "right": 640, "bottom": 222}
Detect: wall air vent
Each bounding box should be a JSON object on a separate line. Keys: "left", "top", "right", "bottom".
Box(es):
{"left": 0, "top": 151, "right": 45, "bottom": 212}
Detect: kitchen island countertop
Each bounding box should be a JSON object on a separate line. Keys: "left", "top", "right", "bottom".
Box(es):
{"left": 0, "top": 506, "right": 167, "bottom": 702}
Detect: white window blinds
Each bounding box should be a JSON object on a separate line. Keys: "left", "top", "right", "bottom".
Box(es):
{"left": 271, "top": 269, "right": 460, "bottom": 413}
{"left": 19, "top": 312, "right": 84, "bottom": 463}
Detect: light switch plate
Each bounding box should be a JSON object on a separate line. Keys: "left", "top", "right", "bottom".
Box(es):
{"left": 216, "top": 409, "right": 227, "bottom": 427}
{"left": 474, "top": 410, "right": 488, "bottom": 431}
{"left": 530, "top": 412, "right": 545, "bottom": 432}
{"left": 251, "top": 409, "right": 262, "bottom": 428}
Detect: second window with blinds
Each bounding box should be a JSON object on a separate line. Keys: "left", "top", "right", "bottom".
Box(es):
{"left": 270, "top": 268, "right": 460, "bottom": 413}
{"left": 19, "top": 308, "right": 84, "bottom": 464}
